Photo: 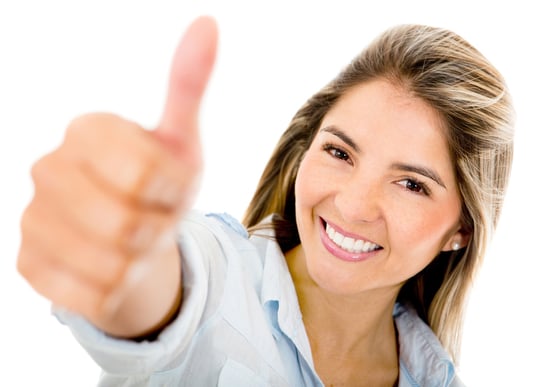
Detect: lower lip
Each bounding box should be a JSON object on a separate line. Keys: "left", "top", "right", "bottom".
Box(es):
{"left": 319, "top": 221, "right": 378, "bottom": 262}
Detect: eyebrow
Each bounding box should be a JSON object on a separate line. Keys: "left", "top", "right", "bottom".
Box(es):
{"left": 391, "top": 163, "right": 447, "bottom": 189}
{"left": 320, "top": 126, "right": 361, "bottom": 153}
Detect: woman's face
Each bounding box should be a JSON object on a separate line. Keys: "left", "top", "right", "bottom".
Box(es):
{"left": 293, "top": 79, "right": 468, "bottom": 295}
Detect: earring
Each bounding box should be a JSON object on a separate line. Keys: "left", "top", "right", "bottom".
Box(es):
{"left": 451, "top": 241, "right": 461, "bottom": 251}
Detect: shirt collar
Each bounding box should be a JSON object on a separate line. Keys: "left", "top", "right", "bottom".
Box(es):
{"left": 253, "top": 226, "right": 315, "bottom": 368}
{"left": 393, "top": 303, "right": 456, "bottom": 386}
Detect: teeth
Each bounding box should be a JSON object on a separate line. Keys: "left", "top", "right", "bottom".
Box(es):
{"left": 325, "top": 223, "right": 379, "bottom": 254}
{"left": 333, "top": 232, "right": 344, "bottom": 245}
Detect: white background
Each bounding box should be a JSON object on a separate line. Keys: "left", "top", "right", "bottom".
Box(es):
{"left": 1, "top": 1, "right": 557, "bottom": 386}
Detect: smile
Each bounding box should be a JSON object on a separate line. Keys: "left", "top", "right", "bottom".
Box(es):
{"left": 320, "top": 219, "right": 383, "bottom": 261}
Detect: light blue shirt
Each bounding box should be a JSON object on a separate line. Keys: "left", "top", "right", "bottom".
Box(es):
{"left": 56, "top": 212, "right": 464, "bottom": 386}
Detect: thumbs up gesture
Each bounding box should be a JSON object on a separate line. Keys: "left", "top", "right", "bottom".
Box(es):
{"left": 17, "top": 16, "right": 218, "bottom": 337}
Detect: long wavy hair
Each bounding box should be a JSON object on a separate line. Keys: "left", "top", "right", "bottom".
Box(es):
{"left": 243, "top": 24, "right": 514, "bottom": 362}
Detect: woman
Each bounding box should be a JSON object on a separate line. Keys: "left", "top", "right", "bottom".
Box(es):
{"left": 17, "top": 15, "right": 514, "bottom": 386}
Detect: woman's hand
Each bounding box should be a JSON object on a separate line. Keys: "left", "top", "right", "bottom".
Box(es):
{"left": 17, "top": 16, "right": 218, "bottom": 338}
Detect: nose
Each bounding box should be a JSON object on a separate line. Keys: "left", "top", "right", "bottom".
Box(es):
{"left": 334, "top": 174, "right": 384, "bottom": 224}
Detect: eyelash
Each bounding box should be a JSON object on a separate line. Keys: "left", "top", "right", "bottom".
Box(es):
{"left": 322, "top": 143, "right": 353, "bottom": 165}
{"left": 397, "top": 178, "right": 431, "bottom": 196}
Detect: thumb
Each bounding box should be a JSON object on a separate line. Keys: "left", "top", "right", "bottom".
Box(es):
{"left": 155, "top": 15, "right": 218, "bottom": 156}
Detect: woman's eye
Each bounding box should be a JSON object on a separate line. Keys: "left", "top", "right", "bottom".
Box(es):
{"left": 332, "top": 148, "right": 349, "bottom": 160}
{"left": 323, "top": 144, "right": 350, "bottom": 162}
{"left": 398, "top": 178, "right": 430, "bottom": 196}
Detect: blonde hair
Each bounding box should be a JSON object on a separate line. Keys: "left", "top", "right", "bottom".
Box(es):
{"left": 243, "top": 24, "right": 514, "bottom": 362}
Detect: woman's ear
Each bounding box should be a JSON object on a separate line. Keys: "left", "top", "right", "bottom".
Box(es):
{"left": 442, "top": 227, "right": 472, "bottom": 252}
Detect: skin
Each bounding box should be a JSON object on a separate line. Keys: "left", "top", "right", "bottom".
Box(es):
{"left": 287, "top": 79, "right": 470, "bottom": 386}
{"left": 17, "top": 16, "right": 218, "bottom": 337}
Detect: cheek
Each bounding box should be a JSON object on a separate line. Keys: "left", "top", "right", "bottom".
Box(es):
{"left": 294, "top": 153, "right": 328, "bottom": 209}
{"left": 390, "top": 200, "right": 460, "bottom": 257}
{"left": 293, "top": 157, "right": 313, "bottom": 228}
{"left": 293, "top": 161, "right": 307, "bottom": 214}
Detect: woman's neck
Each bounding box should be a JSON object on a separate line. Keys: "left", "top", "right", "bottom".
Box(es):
{"left": 285, "top": 245, "right": 400, "bottom": 386}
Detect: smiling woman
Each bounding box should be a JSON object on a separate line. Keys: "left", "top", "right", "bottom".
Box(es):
{"left": 242, "top": 24, "right": 514, "bottom": 386}
{"left": 14, "top": 12, "right": 515, "bottom": 387}
{"left": 286, "top": 83, "right": 464, "bottom": 379}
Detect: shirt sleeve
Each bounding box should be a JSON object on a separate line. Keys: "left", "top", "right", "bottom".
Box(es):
{"left": 52, "top": 211, "right": 216, "bottom": 377}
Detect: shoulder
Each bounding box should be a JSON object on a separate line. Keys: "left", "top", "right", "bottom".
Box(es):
{"left": 177, "top": 211, "right": 275, "bottom": 293}
{"left": 179, "top": 211, "right": 278, "bottom": 264}
{"left": 178, "top": 211, "right": 249, "bottom": 241}
{"left": 176, "top": 211, "right": 257, "bottom": 262}
{"left": 394, "top": 303, "right": 464, "bottom": 387}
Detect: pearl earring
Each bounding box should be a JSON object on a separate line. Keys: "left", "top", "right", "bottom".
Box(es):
{"left": 451, "top": 242, "right": 461, "bottom": 251}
